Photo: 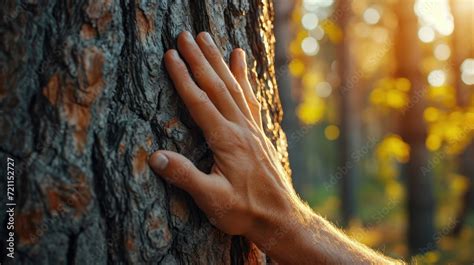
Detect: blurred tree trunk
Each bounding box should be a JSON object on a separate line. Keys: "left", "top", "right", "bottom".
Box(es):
{"left": 450, "top": 0, "right": 472, "bottom": 107}
{"left": 449, "top": 0, "right": 474, "bottom": 236}
{"left": 394, "top": 0, "right": 436, "bottom": 256}
{"left": 0, "top": 0, "right": 289, "bottom": 264}
{"left": 335, "top": 0, "right": 360, "bottom": 226}
{"left": 274, "top": 1, "right": 305, "bottom": 193}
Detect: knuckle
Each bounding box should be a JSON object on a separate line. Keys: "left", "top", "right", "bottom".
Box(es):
{"left": 235, "top": 68, "right": 247, "bottom": 79}
{"left": 233, "top": 196, "right": 247, "bottom": 213}
{"left": 205, "top": 45, "right": 221, "bottom": 61}
{"left": 213, "top": 80, "right": 228, "bottom": 96}
{"left": 170, "top": 166, "right": 187, "bottom": 183}
{"left": 233, "top": 64, "right": 247, "bottom": 79}
{"left": 206, "top": 123, "right": 231, "bottom": 147}
{"left": 190, "top": 90, "right": 210, "bottom": 107}
{"left": 212, "top": 124, "right": 244, "bottom": 150}
{"left": 248, "top": 97, "right": 261, "bottom": 110}
{"left": 174, "top": 60, "right": 188, "bottom": 72}
{"left": 194, "top": 66, "right": 207, "bottom": 79}
{"left": 228, "top": 81, "right": 242, "bottom": 95}
{"left": 210, "top": 50, "right": 221, "bottom": 62}
{"left": 231, "top": 127, "right": 252, "bottom": 149}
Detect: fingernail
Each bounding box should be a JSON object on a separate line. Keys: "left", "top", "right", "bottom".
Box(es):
{"left": 151, "top": 153, "right": 169, "bottom": 171}
{"left": 203, "top": 32, "right": 214, "bottom": 45}
{"left": 238, "top": 49, "right": 246, "bottom": 59}
{"left": 168, "top": 49, "right": 178, "bottom": 58}
{"left": 237, "top": 49, "right": 247, "bottom": 68}
{"left": 183, "top": 31, "right": 192, "bottom": 40}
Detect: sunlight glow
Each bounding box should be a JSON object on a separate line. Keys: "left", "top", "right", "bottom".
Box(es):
{"left": 461, "top": 58, "right": 474, "bottom": 74}
{"left": 461, "top": 74, "right": 474, "bottom": 85}
{"left": 363, "top": 7, "right": 381, "bottom": 25}
{"left": 304, "top": 0, "right": 334, "bottom": 11}
{"left": 315, "top": 82, "right": 332, "bottom": 98}
{"left": 428, "top": 69, "right": 446, "bottom": 87}
{"left": 418, "top": 26, "right": 435, "bottom": 43}
{"left": 302, "top": 13, "right": 319, "bottom": 30}
{"left": 301, "top": 36, "right": 320, "bottom": 56}
{"left": 434, "top": 43, "right": 451, "bottom": 61}
{"left": 461, "top": 58, "right": 474, "bottom": 85}
{"left": 415, "top": 0, "right": 454, "bottom": 36}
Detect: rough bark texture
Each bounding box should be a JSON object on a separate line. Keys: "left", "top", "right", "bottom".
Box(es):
{"left": 0, "top": 0, "right": 290, "bottom": 264}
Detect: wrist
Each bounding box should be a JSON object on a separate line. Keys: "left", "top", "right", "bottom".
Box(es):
{"left": 245, "top": 190, "right": 310, "bottom": 254}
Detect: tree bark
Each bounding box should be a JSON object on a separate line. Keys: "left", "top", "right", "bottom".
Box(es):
{"left": 0, "top": 0, "right": 289, "bottom": 264}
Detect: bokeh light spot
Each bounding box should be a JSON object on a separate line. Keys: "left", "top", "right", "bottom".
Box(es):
{"left": 434, "top": 43, "right": 451, "bottom": 61}
{"left": 428, "top": 69, "right": 446, "bottom": 87}
{"left": 297, "top": 98, "right": 325, "bottom": 125}
{"left": 424, "top": 107, "right": 440, "bottom": 122}
{"left": 302, "top": 13, "right": 319, "bottom": 30}
{"left": 418, "top": 26, "right": 435, "bottom": 43}
{"left": 315, "top": 82, "right": 333, "bottom": 98}
{"left": 289, "top": 59, "right": 305, "bottom": 77}
{"left": 363, "top": 7, "right": 381, "bottom": 25}
{"left": 301, "top": 36, "right": 320, "bottom": 56}
{"left": 460, "top": 58, "right": 474, "bottom": 85}
{"left": 325, "top": 125, "right": 340, "bottom": 140}
{"left": 426, "top": 134, "right": 442, "bottom": 151}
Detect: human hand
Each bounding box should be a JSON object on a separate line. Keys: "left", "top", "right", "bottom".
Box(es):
{"left": 149, "top": 32, "right": 403, "bottom": 265}
{"left": 149, "top": 31, "right": 299, "bottom": 240}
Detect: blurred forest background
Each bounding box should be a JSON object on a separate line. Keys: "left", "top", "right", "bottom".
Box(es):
{"left": 274, "top": 0, "right": 473, "bottom": 263}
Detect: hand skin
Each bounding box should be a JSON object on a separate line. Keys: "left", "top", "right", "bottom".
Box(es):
{"left": 149, "top": 31, "right": 403, "bottom": 265}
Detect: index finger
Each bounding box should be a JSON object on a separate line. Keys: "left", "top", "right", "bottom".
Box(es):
{"left": 164, "top": 49, "right": 228, "bottom": 136}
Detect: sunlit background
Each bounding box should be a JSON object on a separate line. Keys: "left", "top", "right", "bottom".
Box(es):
{"left": 274, "top": 0, "right": 473, "bottom": 263}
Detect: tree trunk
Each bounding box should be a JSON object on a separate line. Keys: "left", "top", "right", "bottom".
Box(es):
{"left": 394, "top": 0, "right": 435, "bottom": 256}
{"left": 274, "top": 1, "right": 304, "bottom": 193}
{"left": 450, "top": 0, "right": 472, "bottom": 107}
{"left": 0, "top": 0, "right": 289, "bottom": 264}
{"left": 449, "top": 0, "right": 474, "bottom": 236}
{"left": 335, "top": 0, "right": 359, "bottom": 226}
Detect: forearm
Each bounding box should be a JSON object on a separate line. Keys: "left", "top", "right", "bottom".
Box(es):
{"left": 248, "top": 198, "right": 403, "bottom": 265}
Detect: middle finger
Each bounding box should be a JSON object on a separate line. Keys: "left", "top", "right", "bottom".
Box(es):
{"left": 177, "top": 31, "right": 243, "bottom": 123}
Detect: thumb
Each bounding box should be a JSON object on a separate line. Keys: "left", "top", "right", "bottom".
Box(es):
{"left": 149, "top": 150, "right": 214, "bottom": 196}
